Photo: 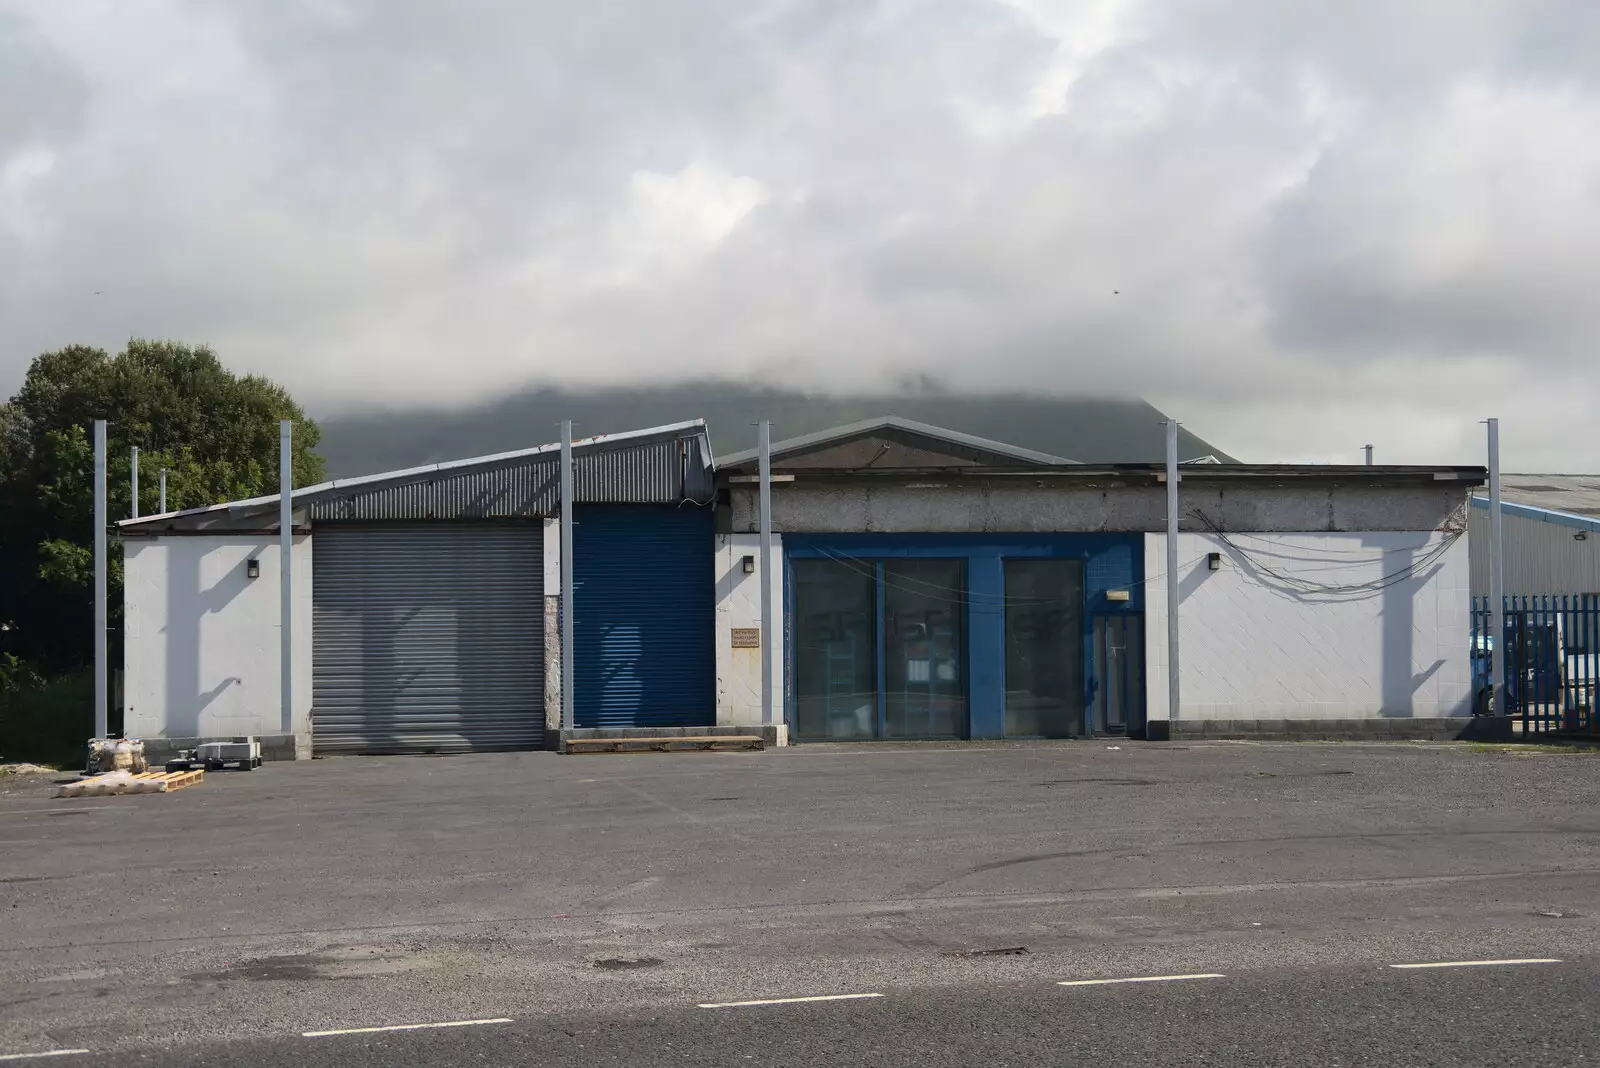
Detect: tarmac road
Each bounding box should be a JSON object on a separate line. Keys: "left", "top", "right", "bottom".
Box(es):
{"left": 68, "top": 961, "right": 1600, "bottom": 1068}
{"left": 2, "top": 741, "right": 1599, "bottom": 1064}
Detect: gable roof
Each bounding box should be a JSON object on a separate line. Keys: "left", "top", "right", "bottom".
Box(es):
{"left": 717, "top": 416, "right": 1077, "bottom": 471}
{"left": 119, "top": 419, "right": 711, "bottom": 532}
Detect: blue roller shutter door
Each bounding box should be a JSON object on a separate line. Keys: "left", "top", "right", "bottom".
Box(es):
{"left": 572, "top": 505, "right": 715, "bottom": 728}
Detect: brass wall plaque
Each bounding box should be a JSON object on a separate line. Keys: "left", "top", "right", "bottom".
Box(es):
{"left": 731, "top": 628, "right": 761, "bottom": 648}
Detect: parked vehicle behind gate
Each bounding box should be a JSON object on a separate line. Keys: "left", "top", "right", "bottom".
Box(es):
{"left": 1472, "top": 595, "right": 1600, "bottom": 729}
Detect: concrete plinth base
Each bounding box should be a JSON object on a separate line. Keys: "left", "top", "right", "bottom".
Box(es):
{"left": 138, "top": 734, "right": 310, "bottom": 763}
{"left": 555, "top": 725, "right": 785, "bottom": 752}
{"left": 1153, "top": 718, "right": 1511, "bottom": 742}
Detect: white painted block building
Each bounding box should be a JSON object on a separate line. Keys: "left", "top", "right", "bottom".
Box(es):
{"left": 117, "top": 416, "right": 1487, "bottom": 757}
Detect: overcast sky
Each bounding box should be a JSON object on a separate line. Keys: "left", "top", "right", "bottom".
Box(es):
{"left": 3, "top": 1, "right": 1598, "bottom": 467}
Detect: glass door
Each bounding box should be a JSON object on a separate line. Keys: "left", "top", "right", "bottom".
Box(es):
{"left": 883, "top": 559, "right": 966, "bottom": 739}
{"left": 1003, "top": 559, "right": 1084, "bottom": 737}
{"left": 791, "top": 555, "right": 968, "bottom": 740}
{"left": 791, "top": 559, "right": 876, "bottom": 740}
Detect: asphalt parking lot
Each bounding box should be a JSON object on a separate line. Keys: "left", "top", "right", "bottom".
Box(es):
{"left": 4, "top": 740, "right": 1600, "bottom": 1063}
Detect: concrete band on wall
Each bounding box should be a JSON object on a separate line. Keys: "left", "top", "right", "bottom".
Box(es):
{"left": 729, "top": 481, "right": 1468, "bottom": 535}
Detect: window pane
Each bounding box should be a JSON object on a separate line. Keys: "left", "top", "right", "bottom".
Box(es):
{"left": 884, "top": 559, "right": 966, "bottom": 739}
{"left": 1004, "top": 560, "right": 1083, "bottom": 737}
{"left": 792, "top": 559, "right": 876, "bottom": 740}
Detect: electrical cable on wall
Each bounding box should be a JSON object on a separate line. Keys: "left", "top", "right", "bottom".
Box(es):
{"left": 1187, "top": 506, "right": 1466, "bottom": 600}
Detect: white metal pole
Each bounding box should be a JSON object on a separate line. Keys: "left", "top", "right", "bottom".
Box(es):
{"left": 1165, "top": 420, "right": 1181, "bottom": 730}
{"left": 93, "top": 420, "right": 107, "bottom": 740}
{"left": 1488, "top": 418, "right": 1506, "bottom": 717}
{"left": 130, "top": 446, "right": 139, "bottom": 519}
{"left": 758, "top": 420, "right": 774, "bottom": 729}
{"left": 280, "top": 420, "right": 293, "bottom": 735}
{"left": 1363, "top": 444, "right": 1373, "bottom": 466}
{"left": 158, "top": 468, "right": 167, "bottom": 514}
{"left": 560, "top": 421, "right": 575, "bottom": 735}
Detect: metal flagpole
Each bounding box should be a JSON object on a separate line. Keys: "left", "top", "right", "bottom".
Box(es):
{"left": 560, "top": 421, "right": 575, "bottom": 735}
{"left": 758, "top": 420, "right": 774, "bottom": 729}
{"left": 280, "top": 421, "right": 293, "bottom": 735}
{"left": 93, "top": 420, "right": 108, "bottom": 740}
{"left": 1487, "top": 418, "right": 1505, "bottom": 717}
{"left": 1165, "top": 420, "right": 1181, "bottom": 730}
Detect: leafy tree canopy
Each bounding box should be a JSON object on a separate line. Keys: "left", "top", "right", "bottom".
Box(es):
{"left": 0, "top": 340, "right": 323, "bottom": 678}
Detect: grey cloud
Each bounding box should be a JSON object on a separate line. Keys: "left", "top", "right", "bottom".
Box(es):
{"left": 2, "top": 0, "right": 1599, "bottom": 470}
{"left": 0, "top": 11, "right": 87, "bottom": 149}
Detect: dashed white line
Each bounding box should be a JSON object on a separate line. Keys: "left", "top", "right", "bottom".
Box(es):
{"left": 699, "top": 993, "right": 885, "bottom": 1009}
{"left": 1389, "top": 958, "right": 1562, "bottom": 970}
{"left": 1058, "top": 973, "right": 1227, "bottom": 987}
{"left": 0, "top": 1052, "right": 92, "bottom": 1062}
{"left": 301, "top": 1018, "right": 513, "bottom": 1038}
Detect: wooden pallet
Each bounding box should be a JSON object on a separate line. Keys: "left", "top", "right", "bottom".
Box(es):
{"left": 56, "top": 768, "right": 205, "bottom": 798}
{"left": 566, "top": 735, "right": 764, "bottom": 754}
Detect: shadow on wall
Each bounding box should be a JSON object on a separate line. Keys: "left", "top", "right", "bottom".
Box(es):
{"left": 1188, "top": 534, "right": 1453, "bottom": 720}
{"left": 164, "top": 545, "right": 251, "bottom": 739}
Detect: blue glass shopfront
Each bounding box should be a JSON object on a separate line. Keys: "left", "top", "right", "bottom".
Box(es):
{"left": 783, "top": 533, "right": 1145, "bottom": 740}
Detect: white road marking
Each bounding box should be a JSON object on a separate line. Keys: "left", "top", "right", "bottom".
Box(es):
{"left": 1058, "top": 973, "right": 1226, "bottom": 987}
{"left": 302, "top": 1018, "right": 513, "bottom": 1038}
{"left": 699, "top": 993, "right": 885, "bottom": 1009}
{"left": 1390, "top": 958, "right": 1562, "bottom": 970}
{"left": 0, "top": 1052, "right": 92, "bottom": 1062}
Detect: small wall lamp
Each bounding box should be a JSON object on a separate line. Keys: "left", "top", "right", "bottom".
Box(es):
{"left": 742, "top": 555, "right": 756, "bottom": 574}
{"left": 1207, "top": 552, "right": 1223, "bottom": 571}
{"left": 246, "top": 558, "right": 261, "bottom": 579}
{"left": 1577, "top": 531, "right": 1590, "bottom": 542}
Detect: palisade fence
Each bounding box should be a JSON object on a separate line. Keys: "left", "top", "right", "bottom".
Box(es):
{"left": 1471, "top": 595, "right": 1600, "bottom": 734}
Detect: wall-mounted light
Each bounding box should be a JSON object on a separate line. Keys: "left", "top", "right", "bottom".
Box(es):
{"left": 1207, "top": 552, "right": 1223, "bottom": 571}
{"left": 742, "top": 555, "right": 756, "bottom": 574}
{"left": 246, "top": 558, "right": 261, "bottom": 579}
{"left": 1577, "top": 531, "right": 1590, "bottom": 542}
{"left": 1105, "top": 589, "right": 1131, "bottom": 603}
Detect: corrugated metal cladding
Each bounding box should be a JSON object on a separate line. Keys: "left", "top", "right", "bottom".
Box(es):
{"left": 312, "top": 524, "right": 544, "bottom": 754}
{"left": 573, "top": 505, "right": 715, "bottom": 728}
{"left": 309, "top": 435, "right": 709, "bottom": 521}
{"left": 1470, "top": 509, "right": 1600, "bottom": 596}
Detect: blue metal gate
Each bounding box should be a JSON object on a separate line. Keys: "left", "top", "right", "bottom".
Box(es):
{"left": 1471, "top": 595, "right": 1600, "bottom": 734}
{"left": 572, "top": 505, "right": 715, "bottom": 729}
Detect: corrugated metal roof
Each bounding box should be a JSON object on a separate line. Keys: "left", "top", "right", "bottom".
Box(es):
{"left": 1475, "top": 474, "right": 1600, "bottom": 518}
{"left": 121, "top": 420, "right": 712, "bottom": 530}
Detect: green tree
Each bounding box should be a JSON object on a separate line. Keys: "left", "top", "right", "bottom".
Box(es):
{"left": 0, "top": 340, "right": 324, "bottom": 678}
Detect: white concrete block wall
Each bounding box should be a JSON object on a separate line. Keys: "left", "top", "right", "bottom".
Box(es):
{"left": 1145, "top": 531, "right": 1472, "bottom": 723}
{"left": 713, "top": 532, "right": 787, "bottom": 742}
{"left": 123, "top": 534, "right": 313, "bottom": 750}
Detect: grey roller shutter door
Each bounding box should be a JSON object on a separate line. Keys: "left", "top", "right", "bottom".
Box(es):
{"left": 312, "top": 525, "right": 544, "bottom": 753}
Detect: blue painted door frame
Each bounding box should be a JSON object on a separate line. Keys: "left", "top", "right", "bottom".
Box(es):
{"left": 783, "top": 533, "right": 1143, "bottom": 738}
